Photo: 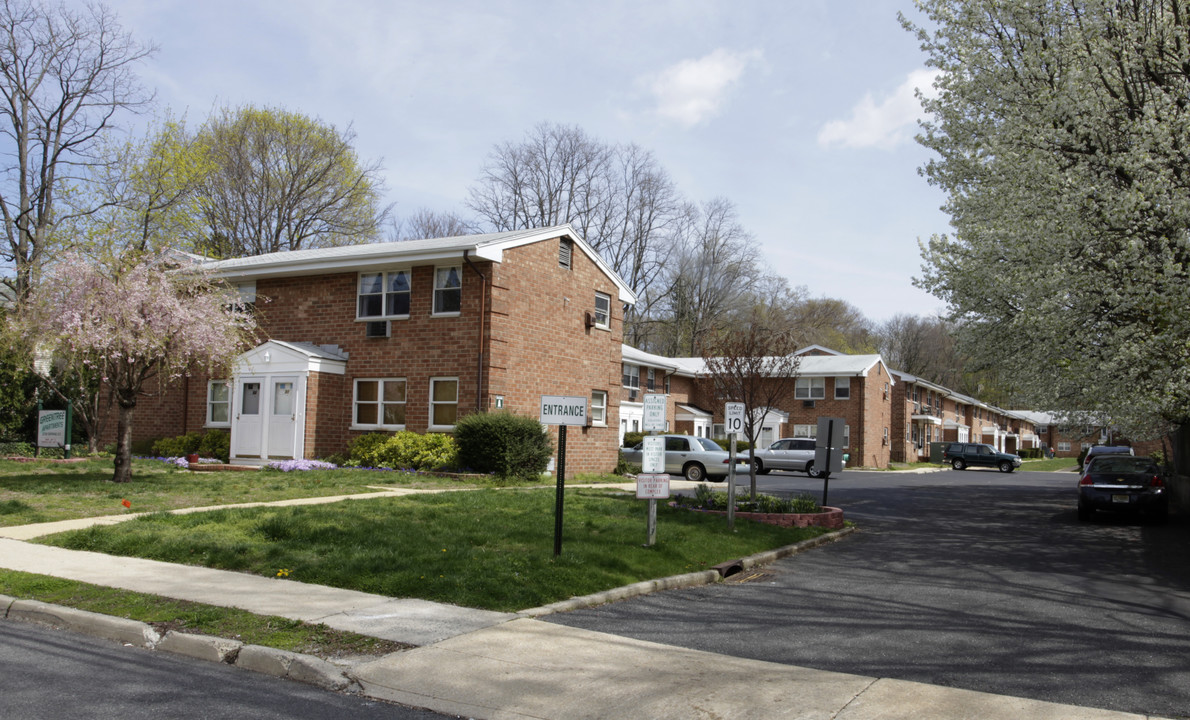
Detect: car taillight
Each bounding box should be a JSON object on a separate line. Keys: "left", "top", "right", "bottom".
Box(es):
{"left": 1151, "top": 475, "right": 1164, "bottom": 487}
{"left": 1079, "top": 474, "right": 1093, "bottom": 486}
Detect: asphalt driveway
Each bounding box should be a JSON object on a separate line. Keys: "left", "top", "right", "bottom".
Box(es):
{"left": 546, "top": 470, "right": 1190, "bottom": 718}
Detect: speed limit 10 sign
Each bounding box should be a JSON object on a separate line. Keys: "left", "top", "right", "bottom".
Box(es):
{"left": 724, "top": 402, "right": 745, "bottom": 435}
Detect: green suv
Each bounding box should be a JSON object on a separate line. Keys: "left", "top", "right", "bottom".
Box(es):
{"left": 942, "top": 442, "right": 1022, "bottom": 473}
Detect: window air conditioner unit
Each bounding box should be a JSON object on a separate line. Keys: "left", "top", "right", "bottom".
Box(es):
{"left": 628, "top": 389, "right": 638, "bottom": 401}
{"left": 584, "top": 311, "right": 595, "bottom": 329}
{"left": 803, "top": 400, "right": 815, "bottom": 408}
{"left": 365, "top": 321, "right": 390, "bottom": 338}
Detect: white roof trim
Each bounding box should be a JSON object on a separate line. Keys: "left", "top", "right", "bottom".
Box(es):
{"left": 203, "top": 225, "right": 638, "bottom": 305}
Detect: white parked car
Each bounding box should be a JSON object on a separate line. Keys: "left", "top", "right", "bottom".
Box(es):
{"left": 750, "top": 438, "right": 824, "bottom": 477}
{"left": 621, "top": 434, "right": 750, "bottom": 482}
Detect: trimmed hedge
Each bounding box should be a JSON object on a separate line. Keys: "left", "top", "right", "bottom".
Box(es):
{"left": 151, "top": 430, "right": 230, "bottom": 462}
{"left": 454, "top": 412, "right": 552, "bottom": 481}
{"left": 345, "top": 431, "right": 458, "bottom": 471}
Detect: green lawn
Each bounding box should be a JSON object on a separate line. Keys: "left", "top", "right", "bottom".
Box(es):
{"left": 0, "top": 457, "right": 556, "bottom": 527}
{"left": 0, "top": 569, "right": 408, "bottom": 659}
{"left": 1019, "top": 458, "right": 1079, "bottom": 472}
{"left": 36, "top": 488, "right": 829, "bottom": 612}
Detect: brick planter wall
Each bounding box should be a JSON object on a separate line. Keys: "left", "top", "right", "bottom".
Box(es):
{"left": 675, "top": 505, "right": 845, "bottom": 530}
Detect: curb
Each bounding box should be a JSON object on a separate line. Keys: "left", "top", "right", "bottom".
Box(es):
{"left": 518, "top": 525, "right": 857, "bottom": 617}
{"left": 0, "top": 594, "right": 357, "bottom": 693}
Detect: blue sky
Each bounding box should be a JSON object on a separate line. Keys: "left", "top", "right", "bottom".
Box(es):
{"left": 109, "top": 0, "right": 948, "bottom": 323}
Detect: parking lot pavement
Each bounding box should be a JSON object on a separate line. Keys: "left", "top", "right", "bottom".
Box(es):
{"left": 547, "top": 470, "right": 1190, "bottom": 719}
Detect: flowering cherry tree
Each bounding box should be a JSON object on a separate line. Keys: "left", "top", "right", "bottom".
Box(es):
{"left": 17, "top": 253, "right": 255, "bottom": 482}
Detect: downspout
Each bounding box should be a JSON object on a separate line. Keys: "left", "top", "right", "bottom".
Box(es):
{"left": 463, "top": 250, "right": 486, "bottom": 412}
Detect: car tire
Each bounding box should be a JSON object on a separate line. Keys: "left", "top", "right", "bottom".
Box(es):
{"left": 951, "top": 459, "right": 965, "bottom": 471}
{"left": 806, "top": 461, "right": 822, "bottom": 478}
{"left": 755, "top": 461, "right": 770, "bottom": 475}
{"left": 998, "top": 461, "right": 1014, "bottom": 473}
{"left": 683, "top": 463, "right": 707, "bottom": 483}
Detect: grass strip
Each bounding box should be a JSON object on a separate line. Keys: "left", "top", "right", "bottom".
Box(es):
{"left": 0, "top": 458, "right": 561, "bottom": 528}
{"left": 37, "top": 488, "right": 830, "bottom": 612}
{"left": 0, "top": 569, "right": 409, "bottom": 659}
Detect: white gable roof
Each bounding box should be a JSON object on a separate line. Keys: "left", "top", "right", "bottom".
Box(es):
{"left": 203, "top": 224, "right": 637, "bottom": 304}
{"left": 658, "top": 353, "right": 887, "bottom": 378}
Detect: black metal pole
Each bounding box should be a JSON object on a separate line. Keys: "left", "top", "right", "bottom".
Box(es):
{"left": 553, "top": 425, "right": 567, "bottom": 557}
{"left": 822, "top": 420, "right": 833, "bottom": 507}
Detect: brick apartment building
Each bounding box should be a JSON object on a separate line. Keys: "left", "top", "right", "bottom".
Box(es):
{"left": 117, "top": 226, "right": 634, "bottom": 476}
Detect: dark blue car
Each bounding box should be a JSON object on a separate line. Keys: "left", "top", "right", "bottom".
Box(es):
{"left": 1077, "top": 455, "right": 1168, "bottom": 523}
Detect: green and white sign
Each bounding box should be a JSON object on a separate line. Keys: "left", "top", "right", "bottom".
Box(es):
{"left": 38, "top": 410, "right": 67, "bottom": 448}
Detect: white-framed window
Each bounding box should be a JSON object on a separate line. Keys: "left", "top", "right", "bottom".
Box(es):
{"left": 834, "top": 377, "right": 850, "bottom": 400}
{"left": 883, "top": 427, "right": 889, "bottom": 444}
{"left": 206, "top": 380, "right": 231, "bottom": 427}
{"left": 432, "top": 266, "right": 462, "bottom": 315}
{"left": 358, "top": 270, "right": 411, "bottom": 319}
{"left": 622, "top": 363, "right": 639, "bottom": 389}
{"left": 1080, "top": 442, "right": 1091, "bottom": 451}
{"left": 430, "top": 377, "right": 459, "bottom": 429}
{"left": 1058, "top": 441, "right": 1071, "bottom": 452}
{"left": 646, "top": 368, "right": 655, "bottom": 391}
{"left": 712, "top": 423, "right": 725, "bottom": 438}
{"left": 793, "top": 424, "right": 815, "bottom": 438}
{"left": 353, "top": 379, "right": 407, "bottom": 429}
{"left": 843, "top": 424, "right": 850, "bottom": 449}
{"left": 795, "top": 377, "right": 825, "bottom": 400}
{"left": 664, "top": 374, "right": 670, "bottom": 394}
{"left": 591, "top": 390, "right": 607, "bottom": 426}
{"left": 594, "top": 292, "right": 610, "bottom": 329}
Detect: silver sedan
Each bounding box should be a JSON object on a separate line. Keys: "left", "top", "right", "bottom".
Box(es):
{"left": 621, "top": 434, "right": 750, "bottom": 482}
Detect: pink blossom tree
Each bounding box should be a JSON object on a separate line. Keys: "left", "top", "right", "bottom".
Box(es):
{"left": 16, "top": 253, "right": 255, "bottom": 482}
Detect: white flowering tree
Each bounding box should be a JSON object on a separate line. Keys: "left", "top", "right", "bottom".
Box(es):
{"left": 16, "top": 254, "right": 255, "bottom": 482}
{"left": 906, "top": 0, "right": 1190, "bottom": 468}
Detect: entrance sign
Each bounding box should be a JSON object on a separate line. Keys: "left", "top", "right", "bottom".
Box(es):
{"left": 641, "top": 435, "right": 665, "bottom": 473}
{"left": 642, "top": 394, "right": 667, "bottom": 432}
{"left": 540, "top": 395, "right": 589, "bottom": 557}
{"left": 636, "top": 474, "right": 670, "bottom": 499}
{"left": 38, "top": 410, "right": 67, "bottom": 448}
{"left": 540, "top": 396, "right": 588, "bottom": 426}
{"left": 724, "top": 402, "right": 745, "bottom": 435}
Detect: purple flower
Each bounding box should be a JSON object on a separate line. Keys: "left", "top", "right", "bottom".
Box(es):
{"left": 266, "top": 459, "right": 338, "bottom": 472}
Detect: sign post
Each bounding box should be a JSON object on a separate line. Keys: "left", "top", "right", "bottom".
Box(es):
{"left": 725, "top": 402, "right": 745, "bottom": 531}
{"left": 540, "top": 396, "right": 589, "bottom": 557}
{"left": 640, "top": 394, "right": 668, "bottom": 546}
{"left": 815, "top": 416, "right": 846, "bottom": 507}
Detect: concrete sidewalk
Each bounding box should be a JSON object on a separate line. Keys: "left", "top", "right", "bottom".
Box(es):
{"left": 0, "top": 495, "right": 1172, "bottom": 719}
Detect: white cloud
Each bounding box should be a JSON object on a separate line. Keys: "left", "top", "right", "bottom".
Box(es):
{"left": 645, "top": 48, "right": 760, "bottom": 127}
{"left": 818, "top": 68, "right": 940, "bottom": 150}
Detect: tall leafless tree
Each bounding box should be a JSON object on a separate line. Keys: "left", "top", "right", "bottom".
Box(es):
{"left": 0, "top": 0, "right": 154, "bottom": 302}
{"left": 392, "top": 208, "right": 476, "bottom": 241}
{"left": 703, "top": 309, "right": 802, "bottom": 500}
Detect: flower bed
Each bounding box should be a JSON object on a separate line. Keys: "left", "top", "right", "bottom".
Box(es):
{"left": 680, "top": 505, "right": 845, "bottom": 529}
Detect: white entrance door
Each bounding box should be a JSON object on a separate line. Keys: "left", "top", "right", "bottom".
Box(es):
{"left": 233, "top": 378, "right": 264, "bottom": 458}
{"left": 266, "top": 377, "right": 298, "bottom": 459}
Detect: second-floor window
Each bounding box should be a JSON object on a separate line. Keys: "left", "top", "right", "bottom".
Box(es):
{"left": 647, "top": 368, "right": 655, "bottom": 391}
{"left": 594, "top": 292, "right": 610, "bottom": 329}
{"left": 622, "top": 363, "right": 639, "bottom": 389}
{"left": 433, "top": 266, "right": 462, "bottom": 315}
{"left": 358, "top": 271, "right": 410, "bottom": 319}
{"left": 834, "top": 377, "right": 850, "bottom": 400}
{"left": 795, "top": 377, "right": 825, "bottom": 400}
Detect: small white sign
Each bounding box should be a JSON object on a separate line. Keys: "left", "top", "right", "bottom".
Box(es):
{"left": 539, "top": 395, "right": 588, "bottom": 426}
{"left": 642, "top": 393, "right": 667, "bottom": 432}
{"left": 636, "top": 473, "right": 671, "bottom": 499}
{"left": 725, "top": 402, "right": 746, "bottom": 435}
{"left": 38, "top": 410, "right": 67, "bottom": 448}
{"left": 641, "top": 435, "right": 665, "bottom": 473}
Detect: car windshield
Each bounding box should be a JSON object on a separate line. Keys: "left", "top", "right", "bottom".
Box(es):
{"left": 1090, "top": 457, "right": 1157, "bottom": 474}
{"left": 694, "top": 437, "right": 722, "bottom": 452}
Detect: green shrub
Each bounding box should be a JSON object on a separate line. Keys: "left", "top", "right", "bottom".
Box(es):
{"left": 613, "top": 449, "right": 641, "bottom": 476}
{"left": 711, "top": 438, "right": 754, "bottom": 453}
{"left": 622, "top": 431, "right": 645, "bottom": 449}
{"left": 1077, "top": 447, "right": 1089, "bottom": 469}
{"left": 150, "top": 430, "right": 230, "bottom": 462}
{"left": 345, "top": 431, "right": 458, "bottom": 471}
{"left": 677, "top": 484, "right": 822, "bottom": 514}
{"left": 454, "top": 412, "right": 552, "bottom": 481}
{"left": 0, "top": 441, "right": 34, "bottom": 457}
